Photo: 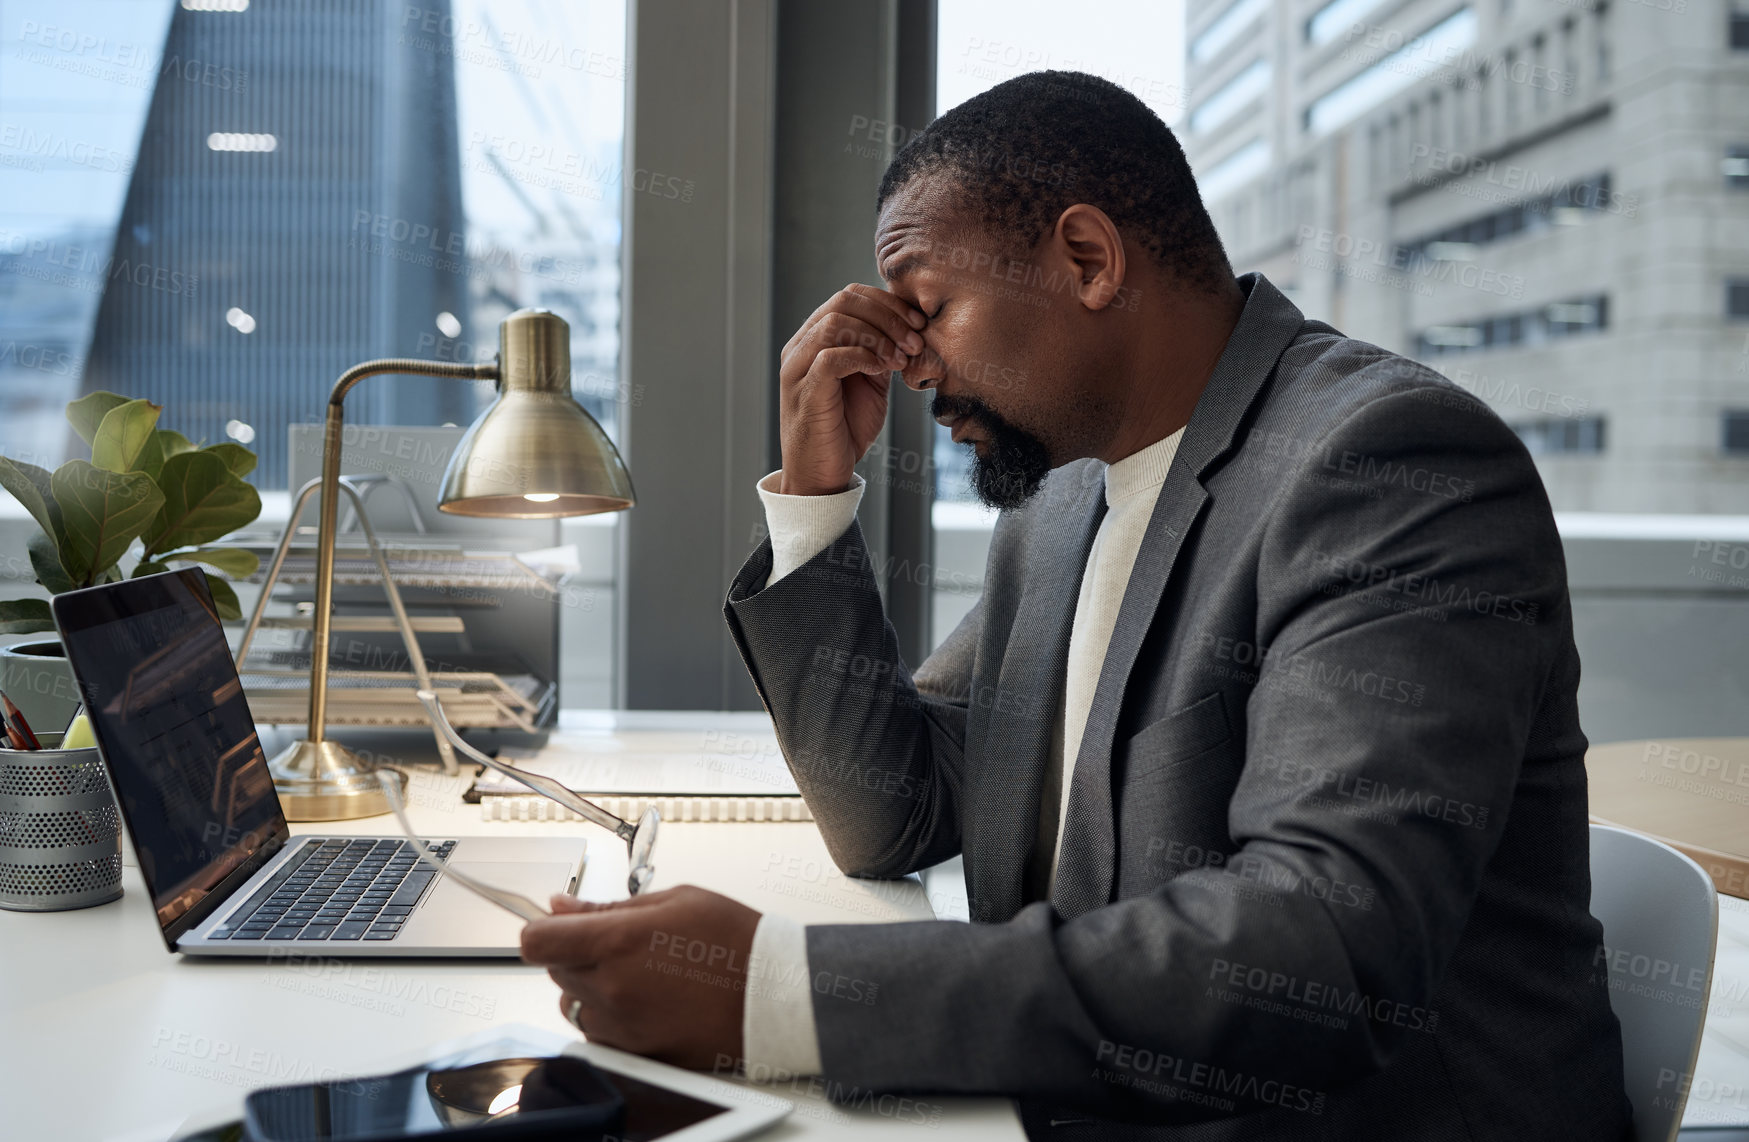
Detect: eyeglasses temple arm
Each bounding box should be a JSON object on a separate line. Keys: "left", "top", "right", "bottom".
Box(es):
{"left": 415, "top": 689, "right": 636, "bottom": 843}
{"left": 377, "top": 771, "right": 550, "bottom": 923}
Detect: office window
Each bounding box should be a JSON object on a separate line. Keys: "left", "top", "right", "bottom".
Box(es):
{"left": 1415, "top": 294, "right": 1609, "bottom": 356}
{"left": 1197, "top": 137, "right": 1272, "bottom": 200}
{"left": 1512, "top": 416, "right": 1607, "bottom": 455}
{"left": 1733, "top": 11, "right": 1749, "bottom": 50}
{"left": 1452, "top": 76, "right": 1468, "bottom": 147}
{"left": 1192, "top": 0, "right": 1270, "bottom": 64}
{"left": 1726, "top": 148, "right": 1749, "bottom": 189}
{"left": 0, "top": 1, "right": 167, "bottom": 470}
{"left": 1729, "top": 280, "right": 1749, "bottom": 319}
{"left": 1502, "top": 49, "right": 1518, "bottom": 129}
{"left": 1305, "top": 8, "right": 1478, "bottom": 135}
{"left": 1190, "top": 59, "right": 1271, "bottom": 135}
{"left": 1532, "top": 35, "right": 1547, "bottom": 114}
{"left": 1723, "top": 411, "right": 1749, "bottom": 455}
{"left": 1561, "top": 19, "right": 1578, "bottom": 96}
{"left": 1397, "top": 173, "right": 1616, "bottom": 264}
{"left": 1304, "top": 0, "right": 1392, "bottom": 46}
{"left": 1, "top": 0, "right": 629, "bottom": 704}
{"left": 1, "top": 0, "right": 626, "bottom": 483}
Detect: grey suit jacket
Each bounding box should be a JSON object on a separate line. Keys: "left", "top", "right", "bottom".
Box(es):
{"left": 724, "top": 274, "right": 1631, "bottom": 1141}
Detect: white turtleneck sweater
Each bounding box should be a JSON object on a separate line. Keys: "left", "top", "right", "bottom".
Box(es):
{"left": 742, "top": 427, "right": 1184, "bottom": 1076}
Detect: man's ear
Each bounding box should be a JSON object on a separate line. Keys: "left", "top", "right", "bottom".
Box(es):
{"left": 1054, "top": 204, "right": 1127, "bottom": 312}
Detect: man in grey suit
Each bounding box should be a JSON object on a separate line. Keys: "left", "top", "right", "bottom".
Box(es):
{"left": 521, "top": 71, "right": 1632, "bottom": 1140}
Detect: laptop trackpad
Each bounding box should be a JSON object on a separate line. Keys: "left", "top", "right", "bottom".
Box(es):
{"left": 402, "top": 862, "right": 573, "bottom": 948}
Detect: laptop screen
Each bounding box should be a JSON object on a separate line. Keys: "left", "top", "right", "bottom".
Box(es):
{"left": 53, "top": 568, "right": 287, "bottom": 935}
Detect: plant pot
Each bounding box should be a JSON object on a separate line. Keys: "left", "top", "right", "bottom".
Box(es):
{"left": 0, "top": 639, "right": 84, "bottom": 738}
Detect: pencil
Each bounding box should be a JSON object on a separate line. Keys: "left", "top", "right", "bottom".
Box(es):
{"left": 0, "top": 703, "right": 26, "bottom": 750}
{"left": 0, "top": 692, "right": 41, "bottom": 750}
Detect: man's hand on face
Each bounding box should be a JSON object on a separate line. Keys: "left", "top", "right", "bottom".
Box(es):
{"left": 778, "top": 284, "right": 929, "bottom": 497}
{"left": 521, "top": 885, "right": 762, "bottom": 1071}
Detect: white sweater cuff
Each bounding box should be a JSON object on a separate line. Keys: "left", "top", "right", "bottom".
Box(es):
{"left": 742, "top": 913, "right": 823, "bottom": 1076}
{"left": 756, "top": 470, "right": 865, "bottom": 586}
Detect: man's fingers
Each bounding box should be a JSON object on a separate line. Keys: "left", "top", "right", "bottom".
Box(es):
{"left": 561, "top": 991, "right": 641, "bottom": 1053}
{"left": 843, "top": 281, "right": 928, "bottom": 331}
{"left": 811, "top": 345, "right": 892, "bottom": 383}
{"left": 549, "top": 893, "right": 601, "bottom": 914}
{"left": 798, "top": 282, "right": 924, "bottom": 338}
{"left": 548, "top": 889, "right": 668, "bottom": 914}
{"left": 835, "top": 286, "right": 927, "bottom": 353}
{"left": 548, "top": 964, "right": 601, "bottom": 1000}
{"left": 816, "top": 298, "right": 924, "bottom": 368}
{"left": 787, "top": 285, "right": 925, "bottom": 369}
{"left": 521, "top": 909, "right": 622, "bottom": 966}
{"left": 793, "top": 313, "right": 911, "bottom": 376}
{"left": 522, "top": 888, "right": 681, "bottom": 964}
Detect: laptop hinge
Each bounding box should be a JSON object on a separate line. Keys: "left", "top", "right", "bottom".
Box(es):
{"left": 165, "top": 829, "right": 292, "bottom": 948}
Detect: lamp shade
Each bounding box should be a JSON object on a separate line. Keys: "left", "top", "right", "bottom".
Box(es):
{"left": 437, "top": 308, "right": 635, "bottom": 518}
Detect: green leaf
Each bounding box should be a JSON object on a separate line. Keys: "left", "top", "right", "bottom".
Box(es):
{"left": 27, "top": 531, "right": 75, "bottom": 594}
{"left": 201, "top": 441, "right": 258, "bottom": 479}
{"left": 51, "top": 460, "right": 165, "bottom": 585}
{"left": 0, "top": 598, "right": 55, "bottom": 635}
{"left": 143, "top": 450, "right": 261, "bottom": 556}
{"left": 132, "top": 560, "right": 169, "bottom": 578}
{"left": 205, "top": 574, "right": 242, "bottom": 620}
{"left": 91, "top": 399, "right": 163, "bottom": 473}
{"left": 161, "top": 546, "right": 259, "bottom": 578}
{"left": 0, "top": 455, "right": 65, "bottom": 543}
{"left": 66, "top": 391, "right": 134, "bottom": 448}
{"left": 137, "top": 429, "right": 195, "bottom": 483}
{"left": 159, "top": 431, "right": 195, "bottom": 456}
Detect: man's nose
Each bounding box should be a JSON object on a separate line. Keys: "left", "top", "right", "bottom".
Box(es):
{"left": 900, "top": 346, "right": 945, "bottom": 391}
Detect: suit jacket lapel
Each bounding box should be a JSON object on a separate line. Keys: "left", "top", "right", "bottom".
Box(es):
{"left": 1051, "top": 273, "right": 1309, "bottom": 919}
{"left": 966, "top": 468, "right": 1104, "bottom": 924}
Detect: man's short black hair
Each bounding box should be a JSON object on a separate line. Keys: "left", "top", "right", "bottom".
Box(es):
{"left": 878, "top": 70, "right": 1235, "bottom": 296}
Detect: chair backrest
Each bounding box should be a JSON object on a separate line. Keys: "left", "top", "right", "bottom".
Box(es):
{"left": 1588, "top": 824, "right": 1720, "bottom": 1142}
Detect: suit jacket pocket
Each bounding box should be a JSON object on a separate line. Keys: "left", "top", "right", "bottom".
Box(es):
{"left": 1121, "top": 691, "right": 1232, "bottom": 784}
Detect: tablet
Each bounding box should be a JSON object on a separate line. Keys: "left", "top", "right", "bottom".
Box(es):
{"left": 237, "top": 1041, "right": 790, "bottom": 1142}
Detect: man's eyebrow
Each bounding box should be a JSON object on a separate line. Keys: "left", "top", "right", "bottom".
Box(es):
{"left": 881, "top": 254, "right": 930, "bottom": 285}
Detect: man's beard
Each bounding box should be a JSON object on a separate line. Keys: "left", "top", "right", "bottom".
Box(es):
{"left": 931, "top": 393, "right": 1051, "bottom": 511}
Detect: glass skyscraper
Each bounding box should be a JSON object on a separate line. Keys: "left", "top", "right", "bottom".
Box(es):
{"left": 79, "top": 0, "right": 475, "bottom": 489}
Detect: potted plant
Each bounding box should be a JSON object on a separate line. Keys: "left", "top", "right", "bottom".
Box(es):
{"left": 0, "top": 391, "right": 263, "bottom": 730}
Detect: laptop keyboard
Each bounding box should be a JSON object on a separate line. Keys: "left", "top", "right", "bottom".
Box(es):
{"left": 205, "top": 837, "right": 456, "bottom": 943}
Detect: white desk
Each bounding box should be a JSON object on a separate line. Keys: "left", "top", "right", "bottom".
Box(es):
{"left": 0, "top": 727, "right": 1022, "bottom": 1142}
{"left": 9, "top": 720, "right": 1748, "bottom": 1140}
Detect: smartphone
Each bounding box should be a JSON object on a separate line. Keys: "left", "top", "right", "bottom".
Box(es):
{"left": 242, "top": 1053, "right": 705, "bottom": 1142}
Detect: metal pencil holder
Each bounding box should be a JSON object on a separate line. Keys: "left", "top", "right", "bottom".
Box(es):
{"left": 0, "top": 732, "right": 124, "bottom": 911}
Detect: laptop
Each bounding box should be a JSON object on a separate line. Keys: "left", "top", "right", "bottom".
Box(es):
{"left": 51, "top": 567, "right": 587, "bottom": 958}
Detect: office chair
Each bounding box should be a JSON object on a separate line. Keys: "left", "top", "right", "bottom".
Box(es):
{"left": 1589, "top": 824, "right": 1721, "bottom": 1142}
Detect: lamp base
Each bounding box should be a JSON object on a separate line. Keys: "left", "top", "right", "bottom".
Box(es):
{"left": 267, "top": 739, "right": 398, "bottom": 821}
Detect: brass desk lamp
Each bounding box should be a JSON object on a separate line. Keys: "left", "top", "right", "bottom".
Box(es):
{"left": 269, "top": 308, "right": 634, "bottom": 820}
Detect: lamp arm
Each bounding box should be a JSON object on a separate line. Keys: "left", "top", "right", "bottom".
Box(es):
{"left": 307, "top": 358, "right": 497, "bottom": 744}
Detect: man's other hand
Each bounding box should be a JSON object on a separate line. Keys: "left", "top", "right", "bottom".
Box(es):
{"left": 778, "top": 283, "right": 928, "bottom": 497}
{"left": 521, "top": 885, "right": 762, "bottom": 1070}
